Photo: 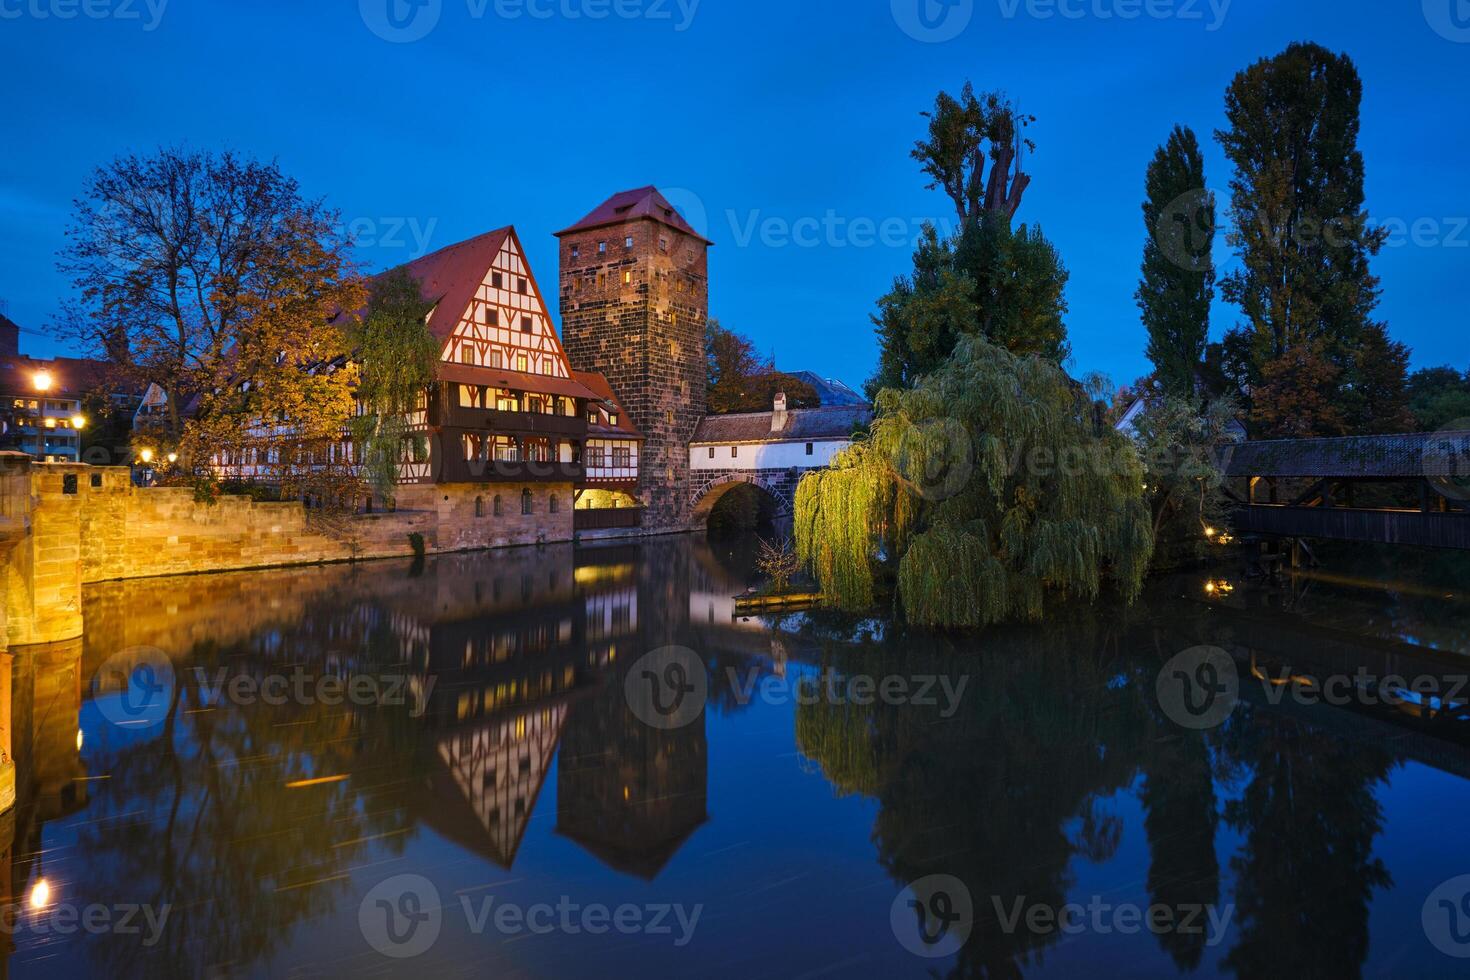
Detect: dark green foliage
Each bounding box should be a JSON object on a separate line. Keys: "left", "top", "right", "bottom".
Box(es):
{"left": 1137, "top": 126, "right": 1214, "bottom": 397}
{"left": 867, "top": 215, "right": 1070, "bottom": 396}
{"left": 1215, "top": 42, "right": 1409, "bottom": 434}
{"left": 1408, "top": 366, "right": 1470, "bottom": 431}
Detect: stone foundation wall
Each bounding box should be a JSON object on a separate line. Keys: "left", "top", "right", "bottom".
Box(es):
{"left": 0, "top": 454, "right": 576, "bottom": 648}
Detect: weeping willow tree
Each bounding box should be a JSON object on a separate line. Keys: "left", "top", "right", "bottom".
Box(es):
{"left": 796, "top": 335, "right": 1154, "bottom": 627}
{"left": 348, "top": 268, "right": 440, "bottom": 503}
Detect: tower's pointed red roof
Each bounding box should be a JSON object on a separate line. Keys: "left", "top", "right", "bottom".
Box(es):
{"left": 555, "top": 186, "right": 712, "bottom": 245}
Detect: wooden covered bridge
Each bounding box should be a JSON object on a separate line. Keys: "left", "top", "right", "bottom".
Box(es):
{"left": 1222, "top": 430, "right": 1470, "bottom": 550}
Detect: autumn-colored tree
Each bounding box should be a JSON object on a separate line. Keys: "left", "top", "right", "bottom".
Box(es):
{"left": 58, "top": 149, "right": 347, "bottom": 441}
{"left": 705, "top": 318, "right": 818, "bottom": 413}
{"left": 178, "top": 211, "right": 366, "bottom": 502}
{"left": 1250, "top": 342, "right": 1349, "bottom": 439}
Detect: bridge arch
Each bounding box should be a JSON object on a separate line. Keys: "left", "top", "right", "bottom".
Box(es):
{"left": 690, "top": 471, "right": 797, "bottom": 525}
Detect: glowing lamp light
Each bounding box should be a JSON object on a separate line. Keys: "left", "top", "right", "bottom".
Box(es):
{"left": 77, "top": 728, "right": 84, "bottom": 752}
{"left": 29, "top": 879, "right": 51, "bottom": 910}
{"left": 1204, "top": 582, "right": 1216, "bottom": 594}
{"left": 138, "top": 448, "right": 154, "bottom": 464}
{"left": 71, "top": 415, "right": 87, "bottom": 430}
{"left": 167, "top": 452, "right": 178, "bottom": 464}
{"left": 33, "top": 371, "right": 53, "bottom": 393}
{"left": 1205, "top": 527, "right": 1217, "bottom": 538}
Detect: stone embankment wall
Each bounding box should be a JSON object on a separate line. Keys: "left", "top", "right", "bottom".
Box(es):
{"left": 0, "top": 455, "right": 574, "bottom": 649}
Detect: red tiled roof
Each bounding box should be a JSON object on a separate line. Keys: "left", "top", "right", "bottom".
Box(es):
{"left": 555, "top": 187, "right": 712, "bottom": 245}
{"left": 572, "top": 370, "right": 643, "bottom": 439}
{"left": 384, "top": 227, "right": 514, "bottom": 342}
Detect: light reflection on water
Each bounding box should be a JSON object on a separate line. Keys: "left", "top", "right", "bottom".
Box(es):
{"left": 3, "top": 536, "right": 1470, "bottom": 977}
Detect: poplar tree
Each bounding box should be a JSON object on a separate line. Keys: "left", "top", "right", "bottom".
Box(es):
{"left": 1137, "top": 126, "right": 1214, "bottom": 398}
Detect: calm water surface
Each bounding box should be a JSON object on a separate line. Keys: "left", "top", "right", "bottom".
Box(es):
{"left": 9, "top": 535, "right": 1470, "bottom": 978}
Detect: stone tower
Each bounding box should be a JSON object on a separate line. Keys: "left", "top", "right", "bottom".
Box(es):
{"left": 556, "top": 188, "right": 711, "bottom": 531}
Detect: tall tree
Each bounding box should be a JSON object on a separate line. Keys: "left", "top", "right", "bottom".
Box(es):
{"left": 704, "top": 318, "right": 818, "bottom": 413}
{"left": 1137, "top": 126, "right": 1215, "bottom": 398}
{"left": 1216, "top": 43, "right": 1408, "bottom": 435}
{"left": 1407, "top": 365, "right": 1470, "bottom": 431}
{"left": 870, "top": 86, "right": 1067, "bottom": 395}
{"left": 58, "top": 148, "right": 350, "bottom": 442}
{"left": 912, "top": 82, "right": 1034, "bottom": 226}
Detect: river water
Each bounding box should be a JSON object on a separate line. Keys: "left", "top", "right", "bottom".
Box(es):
{"left": 8, "top": 534, "right": 1470, "bottom": 977}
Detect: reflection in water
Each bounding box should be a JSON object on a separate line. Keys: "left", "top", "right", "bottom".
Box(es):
{"left": 1, "top": 538, "right": 1468, "bottom": 976}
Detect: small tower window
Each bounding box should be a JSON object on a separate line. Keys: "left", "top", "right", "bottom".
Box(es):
{"left": 598, "top": 241, "right": 607, "bottom": 254}
{"left": 659, "top": 236, "right": 669, "bottom": 253}
{"left": 624, "top": 236, "right": 634, "bottom": 249}
{"left": 571, "top": 245, "right": 580, "bottom": 260}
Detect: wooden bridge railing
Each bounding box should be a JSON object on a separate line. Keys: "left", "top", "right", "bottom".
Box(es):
{"left": 1232, "top": 503, "right": 1470, "bottom": 550}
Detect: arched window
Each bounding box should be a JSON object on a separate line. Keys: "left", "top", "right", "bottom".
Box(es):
{"left": 521, "top": 489, "right": 533, "bottom": 515}
{"left": 493, "top": 494, "right": 503, "bottom": 517}
{"left": 549, "top": 494, "right": 559, "bottom": 514}
{"left": 475, "top": 496, "right": 485, "bottom": 518}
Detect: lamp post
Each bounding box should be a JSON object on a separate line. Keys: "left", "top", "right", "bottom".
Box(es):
{"left": 31, "top": 371, "right": 52, "bottom": 461}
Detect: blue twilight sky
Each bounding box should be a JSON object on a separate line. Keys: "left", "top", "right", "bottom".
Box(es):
{"left": 1, "top": 0, "right": 1467, "bottom": 393}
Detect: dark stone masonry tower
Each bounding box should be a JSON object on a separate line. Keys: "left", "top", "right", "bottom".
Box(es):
{"left": 556, "top": 188, "right": 711, "bottom": 531}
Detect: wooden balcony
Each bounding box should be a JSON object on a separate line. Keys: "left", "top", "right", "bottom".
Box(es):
{"left": 574, "top": 508, "right": 644, "bottom": 531}
{"left": 438, "top": 454, "right": 583, "bottom": 485}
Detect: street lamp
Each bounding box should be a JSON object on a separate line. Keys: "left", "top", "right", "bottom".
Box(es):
{"left": 139, "top": 448, "right": 154, "bottom": 464}
{"left": 33, "top": 371, "right": 52, "bottom": 393}
{"left": 71, "top": 414, "right": 87, "bottom": 430}
{"left": 31, "top": 371, "right": 53, "bottom": 460}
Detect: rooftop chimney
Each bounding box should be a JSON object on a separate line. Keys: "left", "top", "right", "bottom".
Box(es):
{"left": 771, "top": 392, "right": 788, "bottom": 433}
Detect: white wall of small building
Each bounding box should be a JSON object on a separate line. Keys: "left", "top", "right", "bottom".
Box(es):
{"left": 690, "top": 439, "right": 850, "bottom": 471}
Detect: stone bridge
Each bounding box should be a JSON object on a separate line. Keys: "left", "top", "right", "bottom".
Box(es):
{"left": 689, "top": 468, "right": 805, "bottom": 523}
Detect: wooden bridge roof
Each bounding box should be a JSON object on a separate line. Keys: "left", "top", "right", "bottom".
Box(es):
{"left": 1223, "top": 430, "right": 1470, "bottom": 479}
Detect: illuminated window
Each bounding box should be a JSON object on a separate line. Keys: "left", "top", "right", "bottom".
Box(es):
{"left": 623, "top": 271, "right": 631, "bottom": 284}
{"left": 517, "top": 354, "right": 528, "bottom": 372}
{"left": 460, "top": 345, "right": 474, "bottom": 365}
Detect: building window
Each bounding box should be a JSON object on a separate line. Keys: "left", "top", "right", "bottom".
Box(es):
{"left": 549, "top": 494, "right": 559, "bottom": 514}
{"left": 624, "top": 236, "right": 634, "bottom": 249}
{"left": 586, "top": 446, "right": 605, "bottom": 468}
{"left": 571, "top": 245, "right": 580, "bottom": 259}
{"left": 608, "top": 413, "right": 618, "bottom": 427}
{"left": 494, "top": 494, "right": 503, "bottom": 516}
{"left": 598, "top": 241, "right": 607, "bottom": 254}
{"left": 612, "top": 446, "right": 631, "bottom": 467}
{"left": 623, "top": 271, "right": 631, "bottom": 284}
{"left": 488, "top": 308, "right": 499, "bottom": 327}
{"left": 806, "top": 442, "right": 814, "bottom": 455}
{"left": 517, "top": 354, "right": 528, "bottom": 372}
{"left": 521, "top": 489, "right": 533, "bottom": 515}
{"left": 520, "top": 316, "right": 532, "bottom": 333}
{"left": 518, "top": 277, "right": 528, "bottom": 294}
{"left": 708, "top": 446, "right": 715, "bottom": 459}
{"left": 460, "top": 345, "right": 474, "bottom": 365}
{"left": 659, "top": 236, "right": 669, "bottom": 253}
{"left": 492, "top": 272, "right": 504, "bottom": 288}
{"left": 490, "top": 350, "right": 504, "bottom": 369}
{"left": 731, "top": 446, "right": 738, "bottom": 458}
{"left": 475, "top": 496, "right": 485, "bottom": 518}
